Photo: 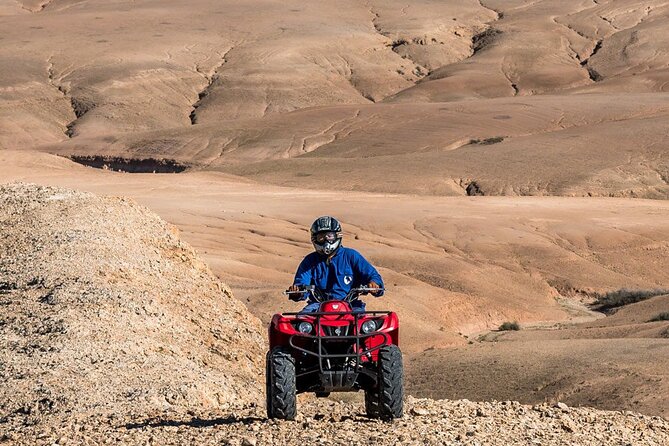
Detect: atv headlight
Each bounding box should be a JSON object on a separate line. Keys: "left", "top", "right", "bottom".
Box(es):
{"left": 361, "top": 320, "right": 378, "bottom": 334}
{"left": 297, "top": 321, "right": 313, "bottom": 334}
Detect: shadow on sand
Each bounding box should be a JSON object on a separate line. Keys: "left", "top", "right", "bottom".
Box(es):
{"left": 124, "top": 414, "right": 265, "bottom": 429}
{"left": 124, "top": 412, "right": 381, "bottom": 429}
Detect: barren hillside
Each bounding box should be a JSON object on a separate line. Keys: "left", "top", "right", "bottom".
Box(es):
{"left": 1, "top": 1, "right": 667, "bottom": 198}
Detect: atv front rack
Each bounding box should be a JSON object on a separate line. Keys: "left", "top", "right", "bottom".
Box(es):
{"left": 284, "top": 310, "right": 391, "bottom": 388}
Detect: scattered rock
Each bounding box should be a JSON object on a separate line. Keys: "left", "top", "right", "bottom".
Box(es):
{"left": 241, "top": 437, "right": 257, "bottom": 446}
{"left": 476, "top": 407, "right": 488, "bottom": 417}
{"left": 555, "top": 402, "right": 569, "bottom": 411}
{"left": 411, "top": 407, "right": 430, "bottom": 416}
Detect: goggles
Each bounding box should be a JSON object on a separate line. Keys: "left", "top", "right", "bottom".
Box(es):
{"left": 314, "top": 231, "right": 339, "bottom": 243}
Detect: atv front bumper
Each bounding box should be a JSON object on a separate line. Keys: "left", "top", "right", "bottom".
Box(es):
{"left": 283, "top": 310, "right": 392, "bottom": 391}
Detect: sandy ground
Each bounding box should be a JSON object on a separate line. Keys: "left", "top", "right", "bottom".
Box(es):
{"left": 3, "top": 151, "right": 669, "bottom": 351}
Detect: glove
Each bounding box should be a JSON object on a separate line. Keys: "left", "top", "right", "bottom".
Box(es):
{"left": 289, "top": 293, "right": 307, "bottom": 302}
{"left": 367, "top": 281, "right": 382, "bottom": 297}
{"left": 288, "top": 285, "right": 307, "bottom": 301}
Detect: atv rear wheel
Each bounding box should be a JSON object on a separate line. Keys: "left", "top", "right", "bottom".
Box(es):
{"left": 377, "top": 344, "right": 404, "bottom": 420}
{"left": 266, "top": 347, "right": 297, "bottom": 420}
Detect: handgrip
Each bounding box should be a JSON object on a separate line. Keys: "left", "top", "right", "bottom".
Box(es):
{"left": 284, "top": 286, "right": 313, "bottom": 302}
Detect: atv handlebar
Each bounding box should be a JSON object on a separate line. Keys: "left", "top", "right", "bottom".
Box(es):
{"left": 284, "top": 289, "right": 308, "bottom": 302}
{"left": 284, "top": 286, "right": 384, "bottom": 303}
{"left": 349, "top": 286, "right": 385, "bottom": 298}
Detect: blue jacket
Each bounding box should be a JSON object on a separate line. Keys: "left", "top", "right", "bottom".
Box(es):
{"left": 293, "top": 247, "right": 384, "bottom": 301}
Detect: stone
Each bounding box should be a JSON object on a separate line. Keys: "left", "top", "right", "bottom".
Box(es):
{"left": 241, "top": 437, "right": 257, "bottom": 446}
{"left": 555, "top": 402, "right": 569, "bottom": 411}
{"left": 411, "top": 407, "right": 430, "bottom": 416}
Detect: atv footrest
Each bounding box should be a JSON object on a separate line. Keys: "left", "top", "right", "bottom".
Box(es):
{"left": 321, "top": 371, "right": 358, "bottom": 391}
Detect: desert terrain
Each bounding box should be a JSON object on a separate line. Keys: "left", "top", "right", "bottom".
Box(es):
{"left": 1, "top": 183, "right": 667, "bottom": 445}
{"left": 1, "top": 0, "right": 669, "bottom": 443}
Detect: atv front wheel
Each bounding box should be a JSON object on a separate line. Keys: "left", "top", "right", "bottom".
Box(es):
{"left": 377, "top": 344, "right": 404, "bottom": 420}
{"left": 364, "top": 387, "right": 381, "bottom": 418}
{"left": 266, "top": 347, "right": 297, "bottom": 420}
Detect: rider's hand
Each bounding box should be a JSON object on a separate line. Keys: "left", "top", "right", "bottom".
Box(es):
{"left": 287, "top": 284, "right": 307, "bottom": 301}
{"left": 367, "top": 281, "right": 381, "bottom": 297}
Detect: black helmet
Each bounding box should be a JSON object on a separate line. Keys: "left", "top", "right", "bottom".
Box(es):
{"left": 310, "top": 216, "right": 342, "bottom": 256}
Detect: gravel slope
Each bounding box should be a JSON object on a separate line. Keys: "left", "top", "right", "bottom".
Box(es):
{"left": 0, "top": 183, "right": 265, "bottom": 442}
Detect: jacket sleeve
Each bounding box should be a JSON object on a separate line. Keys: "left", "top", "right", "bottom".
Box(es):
{"left": 293, "top": 255, "right": 313, "bottom": 287}
{"left": 351, "top": 250, "right": 384, "bottom": 296}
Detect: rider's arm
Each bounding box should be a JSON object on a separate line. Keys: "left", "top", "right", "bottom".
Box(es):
{"left": 351, "top": 250, "right": 384, "bottom": 296}
{"left": 293, "top": 255, "right": 314, "bottom": 287}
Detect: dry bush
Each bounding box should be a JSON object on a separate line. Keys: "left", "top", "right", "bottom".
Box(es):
{"left": 594, "top": 288, "right": 669, "bottom": 312}
{"left": 498, "top": 321, "right": 520, "bottom": 331}
{"left": 648, "top": 312, "right": 669, "bottom": 322}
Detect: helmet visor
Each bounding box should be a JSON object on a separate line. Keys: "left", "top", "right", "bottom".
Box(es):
{"left": 315, "top": 231, "right": 338, "bottom": 244}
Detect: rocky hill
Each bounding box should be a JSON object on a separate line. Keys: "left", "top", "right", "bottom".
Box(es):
{"left": 0, "top": 183, "right": 265, "bottom": 442}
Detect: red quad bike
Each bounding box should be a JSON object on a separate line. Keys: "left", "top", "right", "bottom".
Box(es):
{"left": 266, "top": 286, "right": 403, "bottom": 421}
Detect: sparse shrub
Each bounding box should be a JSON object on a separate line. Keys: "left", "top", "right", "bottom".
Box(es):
{"left": 498, "top": 321, "right": 520, "bottom": 331}
{"left": 469, "top": 136, "right": 505, "bottom": 146}
{"left": 648, "top": 312, "right": 669, "bottom": 322}
{"left": 466, "top": 181, "right": 484, "bottom": 196}
{"left": 478, "top": 136, "right": 505, "bottom": 145}
{"left": 593, "top": 288, "right": 669, "bottom": 312}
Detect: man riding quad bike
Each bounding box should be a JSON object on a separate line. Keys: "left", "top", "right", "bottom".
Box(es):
{"left": 266, "top": 216, "right": 403, "bottom": 420}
